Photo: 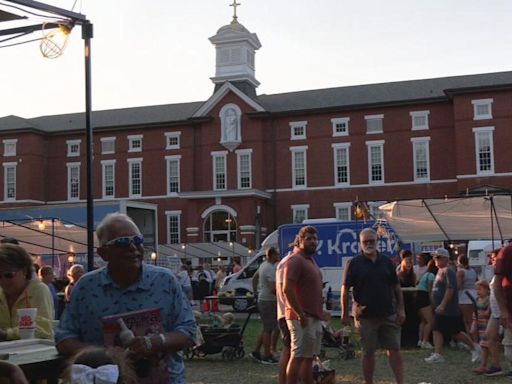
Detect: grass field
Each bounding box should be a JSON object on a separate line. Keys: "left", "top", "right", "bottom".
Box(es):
{"left": 185, "top": 318, "right": 512, "bottom": 384}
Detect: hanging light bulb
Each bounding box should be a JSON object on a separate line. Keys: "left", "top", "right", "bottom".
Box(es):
{"left": 40, "top": 22, "right": 73, "bottom": 59}
{"left": 37, "top": 220, "right": 46, "bottom": 231}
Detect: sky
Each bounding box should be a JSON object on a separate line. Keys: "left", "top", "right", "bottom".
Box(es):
{"left": 1, "top": 0, "right": 512, "bottom": 118}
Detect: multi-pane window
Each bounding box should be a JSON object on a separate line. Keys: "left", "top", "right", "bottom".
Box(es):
{"left": 166, "top": 211, "right": 181, "bottom": 244}
{"left": 331, "top": 117, "right": 349, "bottom": 137}
{"left": 366, "top": 140, "right": 384, "bottom": 184}
{"left": 165, "top": 132, "right": 181, "bottom": 150}
{"left": 292, "top": 204, "right": 309, "bottom": 224}
{"left": 365, "top": 114, "right": 384, "bottom": 134}
{"left": 290, "top": 146, "right": 307, "bottom": 188}
{"left": 3, "top": 139, "right": 17, "bottom": 157}
{"left": 236, "top": 149, "right": 252, "bottom": 189}
{"left": 473, "top": 127, "right": 495, "bottom": 174}
{"left": 3, "top": 163, "right": 16, "bottom": 201}
{"left": 212, "top": 152, "right": 227, "bottom": 190}
{"left": 472, "top": 99, "right": 493, "bottom": 120}
{"left": 101, "top": 160, "right": 115, "bottom": 198}
{"left": 128, "top": 158, "right": 142, "bottom": 197}
{"left": 334, "top": 203, "right": 352, "bottom": 221}
{"left": 290, "top": 121, "right": 307, "bottom": 140}
{"left": 101, "top": 137, "right": 116, "bottom": 154}
{"left": 411, "top": 137, "right": 430, "bottom": 181}
{"left": 410, "top": 111, "right": 429, "bottom": 131}
{"left": 67, "top": 162, "right": 80, "bottom": 200}
{"left": 67, "top": 140, "right": 81, "bottom": 157}
{"left": 332, "top": 143, "right": 350, "bottom": 185}
{"left": 166, "top": 155, "right": 181, "bottom": 194}
{"left": 128, "top": 135, "right": 143, "bottom": 152}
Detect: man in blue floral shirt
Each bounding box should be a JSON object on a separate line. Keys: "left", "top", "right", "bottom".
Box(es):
{"left": 56, "top": 212, "right": 196, "bottom": 383}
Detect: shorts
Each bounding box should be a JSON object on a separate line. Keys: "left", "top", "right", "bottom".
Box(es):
{"left": 432, "top": 314, "right": 465, "bottom": 336}
{"left": 287, "top": 317, "right": 322, "bottom": 358}
{"left": 415, "top": 290, "right": 431, "bottom": 309}
{"left": 258, "top": 300, "right": 278, "bottom": 332}
{"left": 355, "top": 314, "right": 401, "bottom": 355}
{"left": 278, "top": 317, "right": 291, "bottom": 348}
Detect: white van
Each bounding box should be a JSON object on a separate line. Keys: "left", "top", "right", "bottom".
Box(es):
{"left": 467, "top": 240, "right": 502, "bottom": 267}
{"left": 218, "top": 231, "right": 278, "bottom": 311}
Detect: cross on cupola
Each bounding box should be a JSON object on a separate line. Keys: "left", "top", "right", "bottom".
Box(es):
{"left": 230, "top": 0, "right": 241, "bottom": 22}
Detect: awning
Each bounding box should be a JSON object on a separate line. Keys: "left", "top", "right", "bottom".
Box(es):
{"left": 159, "top": 241, "right": 251, "bottom": 260}
{"left": 379, "top": 196, "right": 512, "bottom": 242}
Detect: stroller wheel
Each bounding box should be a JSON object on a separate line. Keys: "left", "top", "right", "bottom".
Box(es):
{"left": 234, "top": 347, "right": 245, "bottom": 359}
{"left": 337, "top": 347, "right": 347, "bottom": 360}
{"left": 222, "top": 347, "right": 235, "bottom": 361}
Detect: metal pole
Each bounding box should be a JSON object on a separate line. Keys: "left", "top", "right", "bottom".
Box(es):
{"left": 83, "top": 21, "right": 94, "bottom": 272}
{"left": 51, "top": 218, "right": 55, "bottom": 268}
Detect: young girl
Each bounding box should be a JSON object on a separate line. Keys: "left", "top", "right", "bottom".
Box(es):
{"left": 416, "top": 259, "right": 437, "bottom": 349}
{"left": 62, "top": 346, "right": 138, "bottom": 384}
{"left": 471, "top": 280, "right": 491, "bottom": 375}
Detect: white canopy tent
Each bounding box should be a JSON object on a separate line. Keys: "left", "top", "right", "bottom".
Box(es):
{"left": 379, "top": 196, "right": 512, "bottom": 242}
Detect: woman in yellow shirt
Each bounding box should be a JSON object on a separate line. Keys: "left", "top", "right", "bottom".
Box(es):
{"left": 0, "top": 244, "right": 54, "bottom": 340}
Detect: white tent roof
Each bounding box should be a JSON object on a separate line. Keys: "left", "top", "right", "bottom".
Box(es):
{"left": 159, "top": 241, "right": 250, "bottom": 260}
{"left": 379, "top": 196, "right": 512, "bottom": 242}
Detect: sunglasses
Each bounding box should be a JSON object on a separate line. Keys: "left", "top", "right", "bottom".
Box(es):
{"left": 104, "top": 235, "right": 144, "bottom": 247}
{"left": 362, "top": 240, "right": 376, "bottom": 244}
{"left": 0, "top": 270, "right": 17, "bottom": 279}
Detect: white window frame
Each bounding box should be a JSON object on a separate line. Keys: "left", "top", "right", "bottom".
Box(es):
{"left": 66, "top": 162, "right": 80, "bottom": 201}
{"left": 290, "top": 146, "right": 308, "bottom": 189}
{"left": 165, "top": 155, "right": 181, "bottom": 195}
{"left": 366, "top": 140, "right": 385, "bottom": 184}
{"left": 100, "top": 137, "right": 116, "bottom": 154}
{"left": 332, "top": 143, "right": 351, "bottom": 186}
{"left": 410, "top": 110, "right": 430, "bottom": 131}
{"left": 3, "top": 139, "right": 17, "bottom": 157}
{"left": 101, "top": 160, "right": 116, "bottom": 199}
{"left": 472, "top": 98, "right": 493, "bottom": 120}
{"left": 165, "top": 132, "right": 181, "bottom": 150}
{"left": 165, "top": 210, "right": 182, "bottom": 244}
{"left": 410, "top": 137, "right": 431, "bottom": 182}
{"left": 211, "top": 151, "right": 228, "bottom": 191}
{"left": 3, "top": 162, "right": 16, "bottom": 201}
{"left": 127, "top": 158, "right": 143, "bottom": 197}
{"left": 67, "top": 139, "right": 81, "bottom": 157}
{"left": 128, "top": 134, "right": 143, "bottom": 153}
{"left": 331, "top": 117, "right": 350, "bottom": 137}
{"left": 290, "top": 121, "right": 307, "bottom": 140}
{"left": 365, "top": 114, "right": 384, "bottom": 134}
{"left": 236, "top": 148, "right": 252, "bottom": 189}
{"left": 473, "top": 126, "right": 495, "bottom": 175}
{"left": 333, "top": 202, "right": 352, "bottom": 221}
{"left": 292, "top": 204, "right": 309, "bottom": 224}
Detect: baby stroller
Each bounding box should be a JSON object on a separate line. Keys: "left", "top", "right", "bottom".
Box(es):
{"left": 185, "top": 305, "right": 255, "bottom": 361}
{"left": 319, "top": 324, "right": 356, "bottom": 360}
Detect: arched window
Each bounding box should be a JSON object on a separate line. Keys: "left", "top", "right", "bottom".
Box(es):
{"left": 203, "top": 210, "right": 237, "bottom": 242}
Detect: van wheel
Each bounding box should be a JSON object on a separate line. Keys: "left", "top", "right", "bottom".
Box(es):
{"left": 233, "top": 290, "right": 249, "bottom": 312}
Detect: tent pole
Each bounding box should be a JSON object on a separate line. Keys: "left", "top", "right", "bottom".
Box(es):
{"left": 422, "top": 199, "right": 451, "bottom": 242}
{"left": 51, "top": 218, "right": 55, "bottom": 269}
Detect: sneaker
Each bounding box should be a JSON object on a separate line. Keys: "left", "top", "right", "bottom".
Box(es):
{"left": 458, "top": 342, "right": 470, "bottom": 351}
{"left": 473, "top": 367, "right": 486, "bottom": 375}
{"left": 261, "top": 355, "right": 279, "bottom": 365}
{"left": 250, "top": 351, "right": 262, "bottom": 362}
{"left": 449, "top": 340, "right": 457, "bottom": 349}
{"left": 420, "top": 341, "right": 434, "bottom": 349}
{"left": 484, "top": 366, "right": 504, "bottom": 377}
{"left": 417, "top": 340, "right": 423, "bottom": 348}
{"left": 471, "top": 347, "right": 481, "bottom": 363}
{"left": 424, "top": 353, "right": 445, "bottom": 363}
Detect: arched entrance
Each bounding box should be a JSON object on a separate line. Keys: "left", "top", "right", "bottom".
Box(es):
{"left": 203, "top": 209, "right": 237, "bottom": 242}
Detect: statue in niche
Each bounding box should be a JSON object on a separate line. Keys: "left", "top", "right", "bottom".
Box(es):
{"left": 223, "top": 107, "right": 239, "bottom": 142}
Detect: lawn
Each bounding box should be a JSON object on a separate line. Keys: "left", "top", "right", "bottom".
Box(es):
{"left": 185, "top": 318, "right": 512, "bottom": 384}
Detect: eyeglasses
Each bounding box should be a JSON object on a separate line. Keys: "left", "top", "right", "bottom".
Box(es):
{"left": 0, "top": 270, "right": 17, "bottom": 279}
{"left": 361, "top": 239, "right": 376, "bottom": 244}
{"left": 104, "top": 235, "right": 144, "bottom": 247}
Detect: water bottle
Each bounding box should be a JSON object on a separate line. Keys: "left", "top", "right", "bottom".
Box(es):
{"left": 117, "top": 318, "right": 135, "bottom": 347}
{"left": 326, "top": 287, "right": 333, "bottom": 310}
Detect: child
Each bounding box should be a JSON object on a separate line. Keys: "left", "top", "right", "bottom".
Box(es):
{"left": 62, "top": 346, "right": 138, "bottom": 384}
{"left": 193, "top": 310, "right": 205, "bottom": 347}
{"left": 472, "top": 280, "right": 491, "bottom": 375}
{"left": 220, "top": 312, "right": 239, "bottom": 329}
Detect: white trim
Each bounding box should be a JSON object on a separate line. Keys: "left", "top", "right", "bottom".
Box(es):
{"left": 332, "top": 143, "right": 351, "bottom": 186}
{"left": 165, "top": 211, "right": 182, "bottom": 244}
{"left": 290, "top": 146, "right": 308, "bottom": 189}
{"left": 128, "top": 158, "right": 143, "bottom": 198}
{"left": 166, "top": 155, "right": 181, "bottom": 195}
{"left": 100, "top": 137, "right": 116, "bottom": 154}
{"left": 289, "top": 121, "right": 307, "bottom": 140}
{"left": 212, "top": 152, "right": 227, "bottom": 191}
{"left": 101, "top": 159, "right": 116, "bottom": 199}
{"left": 331, "top": 117, "right": 350, "bottom": 137}
{"left": 410, "top": 110, "right": 430, "bottom": 131}
{"left": 236, "top": 148, "right": 253, "bottom": 189}
{"left": 472, "top": 98, "right": 493, "bottom": 120}
{"left": 66, "top": 162, "right": 81, "bottom": 201}
{"left": 2, "top": 139, "right": 17, "bottom": 157}
{"left": 410, "top": 137, "right": 431, "bottom": 182}
{"left": 291, "top": 204, "right": 309, "bottom": 223}
{"left": 200, "top": 205, "right": 238, "bottom": 219}
{"left": 192, "top": 82, "right": 265, "bottom": 117}
{"left": 165, "top": 132, "right": 181, "bottom": 150}
{"left": 333, "top": 202, "right": 352, "bottom": 221}
{"left": 128, "top": 135, "right": 143, "bottom": 153}
{"left": 3, "top": 162, "right": 16, "bottom": 201}
{"left": 473, "top": 126, "right": 495, "bottom": 175}
{"left": 366, "top": 140, "right": 385, "bottom": 185}
{"left": 66, "top": 139, "right": 81, "bottom": 157}
{"left": 365, "top": 114, "right": 384, "bottom": 134}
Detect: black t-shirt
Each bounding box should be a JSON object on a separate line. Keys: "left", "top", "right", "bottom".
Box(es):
{"left": 343, "top": 252, "right": 398, "bottom": 318}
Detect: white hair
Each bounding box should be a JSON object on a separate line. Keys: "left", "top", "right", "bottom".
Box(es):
{"left": 96, "top": 212, "right": 139, "bottom": 246}
{"left": 359, "top": 227, "right": 377, "bottom": 240}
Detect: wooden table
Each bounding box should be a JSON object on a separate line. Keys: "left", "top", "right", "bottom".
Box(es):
{"left": 0, "top": 339, "right": 65, "bottom": 384}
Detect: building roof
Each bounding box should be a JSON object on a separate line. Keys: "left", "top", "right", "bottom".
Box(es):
{"left": 2, "top": 71, "right": 512, "bottom": 133}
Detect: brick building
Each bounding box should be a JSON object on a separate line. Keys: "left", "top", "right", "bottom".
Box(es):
{"left": 1, "top": 16, "right": 512, "bottom": 254}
